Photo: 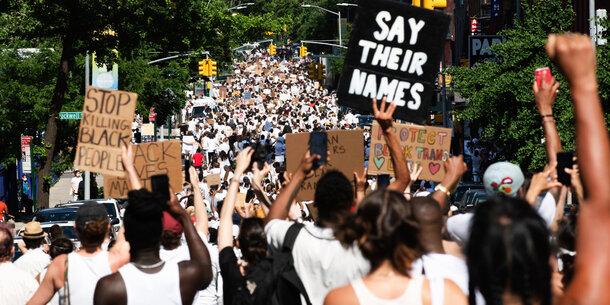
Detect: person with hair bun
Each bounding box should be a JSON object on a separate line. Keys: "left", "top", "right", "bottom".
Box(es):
{"left": 325, "top": 189, "right": 467, "bottom": 305}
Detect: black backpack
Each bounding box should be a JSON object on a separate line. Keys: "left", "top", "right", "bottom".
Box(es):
{"left": 233, "top": 223, "right": 312, "bottom": 305}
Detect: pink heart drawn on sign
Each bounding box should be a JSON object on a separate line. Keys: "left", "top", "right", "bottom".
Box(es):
{"left": 429, "top": 163, "right": 441, "bottom": 175}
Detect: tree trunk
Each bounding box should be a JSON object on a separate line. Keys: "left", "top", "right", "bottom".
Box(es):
{"left": 36, "top": 35, "right": 74, "bottom": 209}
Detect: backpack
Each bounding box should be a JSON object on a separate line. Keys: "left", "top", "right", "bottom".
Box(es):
{"left": 233, "top": 222, "right": 312, "bottom": 305}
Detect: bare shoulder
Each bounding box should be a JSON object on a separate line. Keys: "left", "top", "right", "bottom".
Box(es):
{"left": 324, "top": 284, "right": 359, "bottom": 305}
{"left": 443, "top": 279, "right": 467, "bottom": 305}
{"left": 46, "top": 254, "right": 68, "bottom": 282}
{"left": 94, "top": 273, "right": 127, "bottom": 305}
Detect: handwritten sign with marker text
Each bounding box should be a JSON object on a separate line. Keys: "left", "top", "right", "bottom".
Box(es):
{"left": 74, "top": 87, "right": 137, "bottom": 176}
{"left": 368, "top": 121, "right": 452, "bottom": 182}
{"left": 103, "top": 140, "right": 182, "bottom": 198}
{"left": 337, "top": 0, "right": 450, "bottom": 124}
{"left": 286, "top": 130, "right": 364, "bottom": 201}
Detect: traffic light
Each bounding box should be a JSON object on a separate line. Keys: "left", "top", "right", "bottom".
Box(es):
{"left": 269, "top": 44, "right": 276, "bottom": 55}
{"left": 299, "top": 46, "right": 308, "bottom": 57}
{"left": 209, "top": 60, "right": 217, "bottom": 76}
{"left": 413, "top": 0, "right": 446, "bottom": 9}
{"left": 198, "top": 59, "right": 208, "bottom": 76}
{"left": 317, "top": 64, "right": 326, "bottom": 80}
{"left": 307, "top": 62, "right": 318, "bottom": 80}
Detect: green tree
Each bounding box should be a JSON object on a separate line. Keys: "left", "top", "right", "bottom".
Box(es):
{"left": 0, "top": 0, "right": 289, "bottom": 207}
{"left": 448, "top": 0, "right": 609, "bottom": 171}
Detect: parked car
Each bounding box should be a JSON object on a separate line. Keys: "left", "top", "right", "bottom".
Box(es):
{"left": 57, "top": 199, "right": 123, "bottom": 234}
{"left": 451, "top": 184, "right": 485, "bottom": 205}
{"left": 13, "top": 221, "right": 81, "bottom": 262}
{"left": 458, "top": 189, "right": 487, "bottom": 210}
{"left": 31, "top": 207, "right": 78, "bottom": 223}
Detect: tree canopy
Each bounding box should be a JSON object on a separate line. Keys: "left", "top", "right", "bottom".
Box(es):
{"left": 448, "top": 0, "right": 609, "bottom": 171}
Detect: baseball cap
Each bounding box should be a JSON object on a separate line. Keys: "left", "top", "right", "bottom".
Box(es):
{"left": 483, "top": 162, "right": 524, "bottom": 197}
{"left": 75, "top": 202, "right": 109, "bottom": 231}
{"left": 162, "top": 211, "right": 183, "bottom": 233}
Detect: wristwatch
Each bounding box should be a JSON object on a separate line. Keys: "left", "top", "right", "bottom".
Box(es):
{"left": 434, "top": 184, "right": 451, "bottom": 196}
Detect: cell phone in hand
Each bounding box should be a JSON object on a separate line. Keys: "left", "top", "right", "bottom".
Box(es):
{"left": 535, "top": 67, "right": 551, "bottom": 88}
{"left": 151, "top": 174, "right": 170, "bottom": 207}
{"left": 557, "top": 152, "right": 575, "bottom": 186}
{"left": 249, "top": 142, "right": 268, "bottom": 170}
{"left": 184, "top": 158, "right": 191, "bottom": 184}
{"left": 310, "top": 131, "right": 327, "bottom": 166}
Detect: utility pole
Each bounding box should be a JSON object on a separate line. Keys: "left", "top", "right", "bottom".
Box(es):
{"left": 84, "top": 52, "right": 91, "bottom": 200}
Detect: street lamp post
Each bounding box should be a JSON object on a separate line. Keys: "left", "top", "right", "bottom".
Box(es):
{"left": 302, "top": 4, "right": 342, "bottom": 47}
{"left": 228, "top": 2, "right": 254, "bottom": 11}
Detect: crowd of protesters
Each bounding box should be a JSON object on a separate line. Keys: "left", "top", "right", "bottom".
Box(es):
{"left": 0, "top": 32, "right": 608, "bottom": 305}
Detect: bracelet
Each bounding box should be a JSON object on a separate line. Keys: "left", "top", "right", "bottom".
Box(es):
{"left": 540, "top": 114, "right": 554, "bottom": 119}
{"left": 434, "top": 184, "right": 451, "bottom": 196}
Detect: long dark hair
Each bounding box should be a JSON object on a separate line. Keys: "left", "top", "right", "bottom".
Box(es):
{"left": 338, "top": 189, "right": 420, "bottom": 275}
{"left": 238, "top": 217, "right": 268, "bottom": 267}
{"left": 466, "top": 196, "right": 551, "bottom": 305}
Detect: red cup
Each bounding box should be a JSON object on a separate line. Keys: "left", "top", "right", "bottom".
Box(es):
{"left": 535, "top": 67, "right": 551, "bottom": 88}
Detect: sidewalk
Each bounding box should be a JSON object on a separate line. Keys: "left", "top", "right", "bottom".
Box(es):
{"left": 49, "top": 172, "right": 104, "bottom": 207}
{"left": 14, "top": 173, "right": 104, "bottom": 232}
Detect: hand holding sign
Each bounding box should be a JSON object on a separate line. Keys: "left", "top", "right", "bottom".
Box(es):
{"left": 296, "top": 151, "right": 322, "bottom": 178}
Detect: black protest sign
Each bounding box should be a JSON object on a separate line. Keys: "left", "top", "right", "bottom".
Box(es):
{"left": 337, "top": 0, "right": 450, "bottom": 124}
{"left": 74, "top": 87, "right": 138, "bottom": 176}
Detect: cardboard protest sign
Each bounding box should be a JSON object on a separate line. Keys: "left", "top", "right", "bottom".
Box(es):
{"left": 74, "top": 87, "right": 138, "bottom": 176}
{"left": 368, "top": 121, "right": 451, "bottom": 182}
{"left": 206, "top": 173, "right": 221, "bottom": 186}
{"left": 336, "top": 0, "right": 450, "bottom": 124}
{"left": 103, "top": 140, "right": 182, "bottom": 198}
{"left": 286, "top": 130, "right": 364, "bottom": 201}
{"left": 207, "top": 119, "right": 215, "bottom": 125}
{"left": 219, "top": 87, "right": 227, "bottom": 99}
{"left": 236, "top": 193, "right": 247, "bottom": 207}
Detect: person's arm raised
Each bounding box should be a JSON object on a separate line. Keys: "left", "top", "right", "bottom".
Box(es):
{"left": 546, "top": 34, "right": 610, "bottom": 305}
{"left": 251, "top": 162, "right": 273, "bottom": 210}
{"left": 524, "top": 164, "right": 562, "bottom": 206}
{"left": 121, "top": 145, "right": 142, "bottom": 190}
{"left": 218, "top": 148, "right": 253, "bottom": 251}
{"left": 264, "top": 151, "right": 319, "bottom": 225}
{"left": 533, "top": 70, "right": 563, "bottom": 201}
{"left": 546, "top": 34, "right": 610, "bottom": 204}
{"left": 108, "top": 226, "right": 130, "bottom": 273}
{"left": 373, "top": 98, "right": 409, "bottom": 192}
{"left": 189, "top": 167, "right": 209, "bottom": 235}
{"left": 168, "top": 189, "right": 212, "bottom": 291}
{"left": 353, "top": 169, "right": 368, "bottom": 208}
{"left": 431, "top": 156, "right": 467, "bottom": 210}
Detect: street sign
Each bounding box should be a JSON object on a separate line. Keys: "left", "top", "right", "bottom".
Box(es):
{"left": 149, "top": 108, "right": 156, "bottom": 122}
{"left": 59, "top": 112, "right": 82, "bottom": 120}
{"left": 468, "top": 35, "right": 505, "bottom": 67}
{"left": 21, "top": 136, "right": 33, "bottom": 173}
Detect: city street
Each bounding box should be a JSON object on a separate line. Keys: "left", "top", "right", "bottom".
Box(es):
{"left": 0, "top": 1, "right": 608, "bottom": 305}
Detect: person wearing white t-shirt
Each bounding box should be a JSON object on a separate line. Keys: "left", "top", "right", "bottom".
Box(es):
{"left": 265, "top": 99, "right": 411, "bottom": 305}
{"left": 70, "top": 170, "right": 83, "bottom": 201}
